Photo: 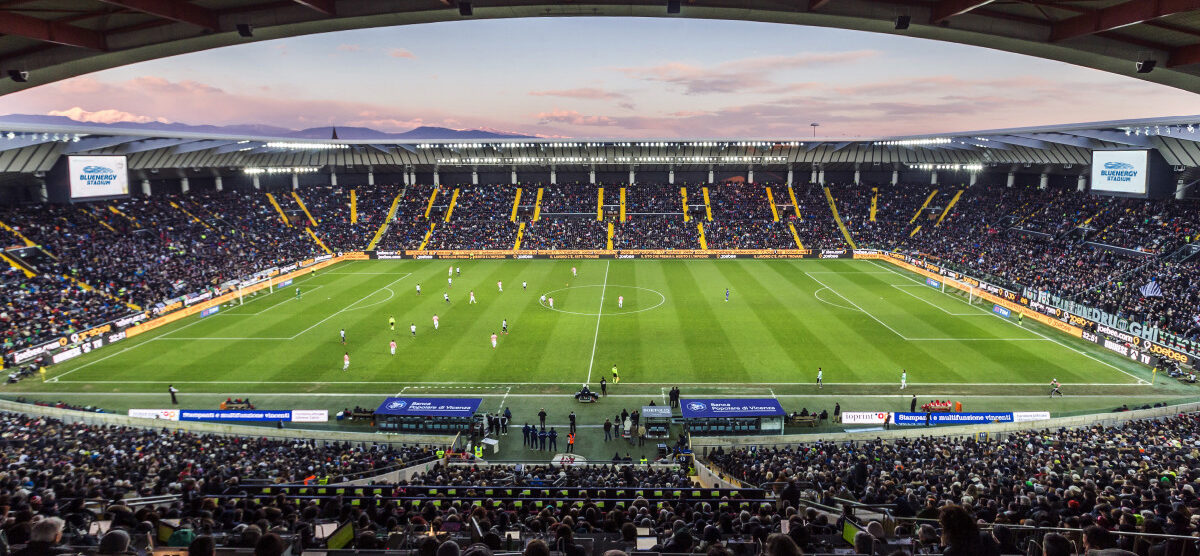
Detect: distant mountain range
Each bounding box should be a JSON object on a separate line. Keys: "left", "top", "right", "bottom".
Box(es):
{"left": 0, "top": 114, "right": 536, "bottom": 140}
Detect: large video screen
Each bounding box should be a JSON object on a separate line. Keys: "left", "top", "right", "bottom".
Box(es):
{"left": 1091, "top": 150, "right": 1148, "bottom": 195}
{"left": 67, "top": 156, "right": 129, "bottom": 199}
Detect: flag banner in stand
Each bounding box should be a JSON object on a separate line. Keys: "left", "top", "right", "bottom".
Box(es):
{"left": 680, "top": 399, "right": 785, "bottom": 418}
{"left": 373, "top": 397, "right": 483, "bottom": 418}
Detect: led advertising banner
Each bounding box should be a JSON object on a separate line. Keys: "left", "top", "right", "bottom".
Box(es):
{"left": 67, "top": 156, "right": 129, "bottom": 199}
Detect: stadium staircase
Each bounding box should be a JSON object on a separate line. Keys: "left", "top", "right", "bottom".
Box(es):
{"left": 680, "top": 187, "right": 690, "bottom": 222}
{"left": 696, "top": 221, "right": 708, "bottom": 249}
{"left": 290, "top": 191, "right": 318, "bottom": 226}
{"left": 443, "top": 188, "right": 460, "bottom": 222}
{"left": 597, "top": 187, "right": 604, "bottom": 221}
{"left": 765, "top": 187, "right": 780, "bottom": 221}
{"left": 934, "top": 189, "right": 964, "bottom": 227}
{"left": 350, "top": 188, "right": 357, "bottom": 224}
{"left": 822, "top": 187, "right": 857, "bottom": 249}
{"left": 81, "top": 208, "right": 117, "bottom": 232}
{"left": 167, "top": 200, "right": 214, "bottom": 231}
{"left": 366, "top": 186, "right": 405, "bottom": 251}
{"left": 107, "top": 204, "right": 138, "bottom": 226}
{"left": 63, "top": 273, "right": 141, "bottom": 311}
{"left": 510, "top": 188, "right": 522, "bottom": 222}
{"left": 787, "top": 185, "right": 802, "bottom": 219}
{"left": 265, "top": 193, "right": 291, "bottom": 227}
{"left": 702, "top": 187, "right": 713, "bottom": 221}
{"left": 305, "top": 227, "right": 333, "bottom": 255}
{"left": 513, "top": 222, "right": 525, "bottom": 250}
{"left": 787, "top": 222, "right": 805, "bottom": 249}
{"left": 910, "top": 189, "right": 938, "bottom": 224}
{"left": 533, "top": 188, "right": 544, "bottom": 221}
{"left": 869, "top": 187, "right": 878, "bottom": 222}
{"left": 0, "top": 218, "right": 36, "bottom": 248}
{"left": 0, "top": 251, "right": 34, "bottom": 278}
{"left": 418, "top": 223, "right": 436, "bottom": 251}
{"left": 619, "top": 187, "right": 626, "bottom": 221}
{"left": 423, "top": 188, "right": 439, "bottom": 220}
{"left": 607, "top": 222, "right": 615, "bottom": 250}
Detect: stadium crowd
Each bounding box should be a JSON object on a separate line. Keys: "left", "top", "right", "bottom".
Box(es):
{"left": 3, "top": 181, "right": 1200, "bottom": 365}
{"left": 706, "top": 410, "right": 1200, "bottom": 554}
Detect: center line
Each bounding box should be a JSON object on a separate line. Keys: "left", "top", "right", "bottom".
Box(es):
{"left": 585, "top": 260, "right": 610, "bottom": 385}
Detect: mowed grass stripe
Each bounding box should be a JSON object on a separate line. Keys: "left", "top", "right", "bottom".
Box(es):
{"left": 662, "top": 261, "right": 749, "bottom": 384}
{"left": 714, "top": 261, "right": 812, "bottom": 380}
{"left": 37, "top": 260, "right": 1150, "bottom": 392}
{"left": 758, "top": 261, "right": 854, "bottom": 380}
{"left": 843, "top": 267, "right": 1116, "bottom": 383}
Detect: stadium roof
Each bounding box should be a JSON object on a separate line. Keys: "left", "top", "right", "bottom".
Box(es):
{"left": 4, "top": 0, "right": 1200, "bottom": 97}
{"left": 2, "top": 114, "right": 1200, "bottom": 175}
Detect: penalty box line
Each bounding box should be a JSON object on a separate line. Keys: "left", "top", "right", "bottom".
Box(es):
{"left": 48, "top": 272, "right": 411, "bottom": 381}
{"left": 805, "top": 272, "right": 1038, "bottom": 341}
{"left": 868, "top": 260, "right": 1150, "bottom": 386}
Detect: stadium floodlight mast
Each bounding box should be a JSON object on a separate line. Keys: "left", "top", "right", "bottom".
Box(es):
{"left": 810, "top": 123, "right": 819, "bottom": 137}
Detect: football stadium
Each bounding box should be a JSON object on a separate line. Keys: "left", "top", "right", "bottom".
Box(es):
{"left": 1, "top": 2, "right": 1200, "bottom": 555}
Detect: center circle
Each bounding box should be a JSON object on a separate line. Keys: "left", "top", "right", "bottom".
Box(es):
{"left": 538, "top": 285, "right": 666, "bottom": 316}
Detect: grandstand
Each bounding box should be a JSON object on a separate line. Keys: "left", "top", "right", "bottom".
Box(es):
{"left": 0, "top": 114, "right": 1197, "bottom": 554}
{"left": 3, "top": 0, "right": 1200, "bottom": 540}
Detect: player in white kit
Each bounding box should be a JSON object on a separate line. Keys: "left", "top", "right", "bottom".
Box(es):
{"left": 432, "top": 314, "right": 439, "bottom": 330}
{"left": 448, "top": 277, "right": 453, "bottom": 288}
{"left": 571, "top": 267, "right": 577, "bottom": 277}
{"left": 416, "top": 283, "right": 422, "bottom": 295}
{"left": 342, "top": 352, "right": 350, "bottom": 371}
{"left": 444, "top": 292, "right": 450, "bottom": 303}
{"left": 502, "top": 319, "right": 508, "bottom": 334}
{"left": 469, "top": 291, "right": 477, "bottom": 304}
{"left": 340, "top": 328, "right": 346, "bottom": 345}
{"left": 389, "top": 340, "right": 396, "bottom": 355}
{"left": 497, "top": 281, "right": 503, "bottom": 292}
{"left": 410, "top": 323, "right": 417, "bottom": 337}
{"left": 900, "top": 370, "right": 907, "bottom": 389}
{"left": 618, "top": 295, "right": 623, "bottom": 308}
{"left": 491, "top": 333, "right": 498, "bottom": 349}
{"left": 522, "top": 281, "right": 527, "bottom": 291}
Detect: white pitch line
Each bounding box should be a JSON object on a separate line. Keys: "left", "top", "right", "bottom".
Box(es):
{"left": 14, "top": 392, "right": 1174, "bottom": 399}
{"left": 868, "top": 260, "right": 1149, "bottom": 385}
{"left": 239, "top": 285, "right": 326, "bottom": 315}
{"left": 891, "top": 284, "right": 987, "bottom": 316}
{"left": 497, "top": 386, "right": 512, "bottom": 410}
{"left": 286, "top": 273, "right": 412, "bottom": 340}
{"left": 812, "top": 287, "right": 860, "bottom": 312}
{"left": 50, "top": 379, "right": 1146, "bottom": 387}
{"left": 804, "top": 271, "right": 911, "bottom": 340}
{"left": 584, "top": 260, "right": 610, "bottom": 385}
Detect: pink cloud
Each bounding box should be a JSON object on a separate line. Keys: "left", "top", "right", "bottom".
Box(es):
{"left": 388, "top": 48, "right": 417, "bottom": 59}
{"left": 617, "top": 51, "right": 879, "bottom": 94}
{"left": 535, "top": 109, "right": 617, "bottom": 126}
{"left": 529, "top": 87, "right": 628, "bottom": 100}
{"left": 337, "top": 44, "right": 362, "bottom": 52}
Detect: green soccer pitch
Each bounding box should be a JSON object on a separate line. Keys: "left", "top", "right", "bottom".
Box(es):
{"left": 7, "top": 258, "right": 1198, "bottom": 444}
